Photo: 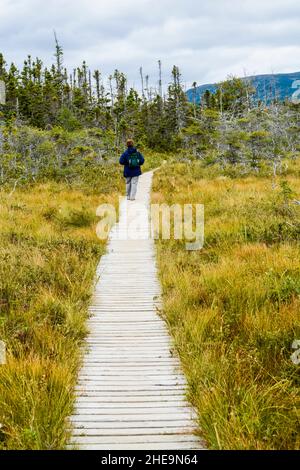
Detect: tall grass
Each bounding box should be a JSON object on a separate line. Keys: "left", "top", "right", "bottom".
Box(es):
{"left": 0, "top": 146, "right": 166, "bottom": 449}
{"left": 153, "top": 160, "right": 300, "bottom": 449}
{"left": 0, "top": 174, "right": 122, "bottom": 449}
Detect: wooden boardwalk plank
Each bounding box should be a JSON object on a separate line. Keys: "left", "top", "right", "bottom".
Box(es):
{"left": 69, "top": 171, "right": 204, "bottom": 450}
{"left": 71, "top": 427, "right": 195, "bottom": 436}
{"left": 69, "top": 443, "right": 201, "bottom": 450}
{"left": 70, "top": 434, "right": 199, "bottom": 444}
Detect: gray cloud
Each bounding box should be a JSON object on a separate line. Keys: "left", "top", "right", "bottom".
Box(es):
{"left": 0, "top": 0, "right": 299, "bottom": 91}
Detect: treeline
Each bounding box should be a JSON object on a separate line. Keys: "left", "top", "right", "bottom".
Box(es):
{"left": 0, "top": 39, "right": 300, "bottom": 171}
{"left": 0, "top": 39, "right": 189, "bottom": 151}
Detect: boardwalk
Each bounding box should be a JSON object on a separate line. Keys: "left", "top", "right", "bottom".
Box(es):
{"left": 69, "top": 171, "right": 204, "bottom": 450}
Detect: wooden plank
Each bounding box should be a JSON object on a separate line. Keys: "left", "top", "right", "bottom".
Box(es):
{"left": 81, "top": 360, "right": 180, "bottom": 365}
{"left": 84, "top": 331, "right": 173, "bottom": 340}
{"left": 79, "top": 368, "right": 181, "bottom": 374}
{"left": 79, "top": 356, "right": 178, "bottom": 361}
{"left": 68, "top": 443, "right": 202, "bottom": 450}
{"left": 75, "top": 387, "right": 187, "bottom": 393}
{"left": 83, "top": 343, "right": 173, "bottom": 348}
{"left": 74, "top": 401, "right": 189, "bottom": 408}
{"left": 70, "top": 420, "right": 197, "bottom": 429}
{"left": 76, "top": 368, "right": 184, "bottom": 377}
{"left": 70, "top": 414, "right": 195, "bottom": 423}
{"left": 86, "top": 325, "right": 169, "bottom": 332}
{"left": 76, "top": 390, "right": 187, "bottom": 398}
{"left": 77, "top": 382, "right": 187, "bottom": 389}
{"left": 69, "top": 171, "right": 203, "bottom": 450}
{"left": 71, "top": 427, "right": 196, "bottom": 437}
{"left": 73, "top": 407, "right": 193, "bottom": 415}
{"left": 83, "top": 342, "right": 172, "bottom": 346}
{"left": 87, "top": 321, "right": 164, "bottom": 324}
{"left": 70, "top": 435, "right": 200, "bottom": 445}
{"left": 86, "top": 336, "right": 171, "bottom": 340}
{"left": 77, "top": 374, "right": 185, "bottom": 380}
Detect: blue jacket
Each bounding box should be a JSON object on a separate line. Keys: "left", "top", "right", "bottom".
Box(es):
{"left": 119, "top": 147, "right": 145, "bottom": 177}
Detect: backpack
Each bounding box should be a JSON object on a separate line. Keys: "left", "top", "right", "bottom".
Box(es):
{"left": 128, "top": 151, "right": 141, "bottom": 168}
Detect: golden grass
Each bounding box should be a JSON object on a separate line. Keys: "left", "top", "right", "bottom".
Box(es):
{"left": 153, "top": 161, "right": 300, "bottom": 449}
{"left": 0, "top": 150, "right": 167, "bottom": 450}
{"left": 0, "top": 178, "right": 122, "bottom": 449}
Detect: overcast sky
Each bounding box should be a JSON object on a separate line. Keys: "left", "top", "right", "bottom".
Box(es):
{"left": 1, "top": 0, "right": 300, "bottom": 91}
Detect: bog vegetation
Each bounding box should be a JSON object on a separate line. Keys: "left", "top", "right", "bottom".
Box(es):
{"left": 0, "top": 40, "right": 299, "bottom": 449}
{"left": 153, "top": 161, "right": 300, "bottom": 450}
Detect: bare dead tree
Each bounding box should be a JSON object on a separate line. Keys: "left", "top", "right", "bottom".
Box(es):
{"left": 109, "top": 75, "right": 114, "bottom": 109}
{"left": 145, "top": 75, "right": 150, "bottom": 101}
{"left": 158, "top": 60, "right": 162, "bottom": 98}
{"left": 192, "top": 81, "right": 197, "bottom": 118}
{"left": 139, "top": 67, "right": 145, "bottom": 101}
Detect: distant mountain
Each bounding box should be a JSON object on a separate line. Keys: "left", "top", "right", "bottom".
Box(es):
{"left": 186, "top": 71, "right": 300, "bottom": 105}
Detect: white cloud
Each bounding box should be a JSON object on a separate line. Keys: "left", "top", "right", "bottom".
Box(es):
{"left": 0, "top": 0, "right": 299, "bottom": 90}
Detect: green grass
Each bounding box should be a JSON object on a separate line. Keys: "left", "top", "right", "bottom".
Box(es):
{"left": 153, "top": 159, "right": 300, "bottom": 450}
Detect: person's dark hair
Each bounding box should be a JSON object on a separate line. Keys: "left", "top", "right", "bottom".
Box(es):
{"left": 126, "top": 139, "right": 134, "bottom": 147}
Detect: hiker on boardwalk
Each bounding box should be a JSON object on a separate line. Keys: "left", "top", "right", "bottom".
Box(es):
{"left": 119, "top": 139, "right": 144, "bottom": 201}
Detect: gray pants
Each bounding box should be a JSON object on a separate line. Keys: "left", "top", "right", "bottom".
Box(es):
{"left": 126, "top": 176, "right": 139, "bottom": 200}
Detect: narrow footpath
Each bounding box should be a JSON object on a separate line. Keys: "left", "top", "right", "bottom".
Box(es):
{"left": 69, "top": 171, "right": 205, "bottom": 450}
